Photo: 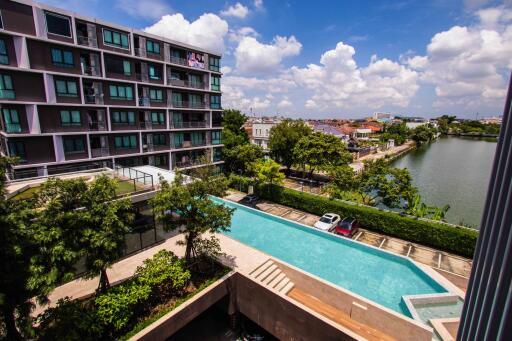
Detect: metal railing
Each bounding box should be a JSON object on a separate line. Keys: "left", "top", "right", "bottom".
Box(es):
{"left": 134, "top": 47, "right": 146, "bottom": 57}
{"left": 168, "top": 78, "right": 205, "bottom": 89}
{"left": 139, "top": 97, "right": 150, "bottom": 107}
{"left": 84, "top": 93, "right": 104, "bottom": 104}
{"left": 88, "top": 121, "right": 106, "bottom": 131}
{"left": 136, "top": 72, "right": 149, "bottom": 82}
{"left": 91, "top": 147, "right": 110, "bottom": 157}
{"left": 77, "top": 35, "right": 98, "bottom": 48}
{"left": 139, "top": 120, "right": 153, "bottom": 129}
{"left": 171, "top": 121, "right": 208, "bottom": 129}
{"left": 174, "top": 158, "right": 206, "bottom": 168}
{"left": 81, "top": 65, "right": 101, "bottom": 77}
{"left": 170, "top": 56, "right": 187, "bottom": 66}
{"left": 114, "top": 165, "right": 154, "bottom": 188}
{"left": 6, "top": 164, "right": 111, "bottom": 182}
{"left": 171, "top": 100, "right": 207, "bottom": 109}
{"left": 173, "top": 140, "right": 206, "bottom": 149}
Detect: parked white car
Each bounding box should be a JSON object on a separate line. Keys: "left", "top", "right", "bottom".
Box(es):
{"left": 314, "top": 213, "right": 341, "bottom": 231}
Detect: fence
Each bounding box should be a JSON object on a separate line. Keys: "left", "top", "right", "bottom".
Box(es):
{"left": 115, "top": 165, "right": 154, "bottom": 188}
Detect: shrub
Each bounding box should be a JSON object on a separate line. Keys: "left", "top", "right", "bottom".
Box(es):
{"left": 135, "top": 250, "right": 191, "bottom": 296}
{"left": 35, "top": 298, "right": 102, "bottom": 341}
{"left": 258, "top": 185, "right": 478, "bottom": 258}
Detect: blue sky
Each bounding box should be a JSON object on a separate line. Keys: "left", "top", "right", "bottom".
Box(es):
{"left": 42, "top": 0, "right": 512, "bottom": 119}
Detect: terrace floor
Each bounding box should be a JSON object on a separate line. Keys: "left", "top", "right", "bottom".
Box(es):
{"left": 224, "top": 190, "right": 472, "bottom": 289}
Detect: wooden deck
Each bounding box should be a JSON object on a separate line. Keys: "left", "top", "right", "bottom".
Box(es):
{"left": 288, "top": 288, "right": 396, "bottom": 341}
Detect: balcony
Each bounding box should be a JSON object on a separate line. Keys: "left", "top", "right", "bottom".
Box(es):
{"left": 173, "top": 140, "right": 207, "bottom": 149}
{"left": 81, "top": 65, "right": 101, "bottom": 77}
{"left": 88, "top": 121, "right": 107, "bottom": 131}
{"left": 136, "top": 72, "right": 149, "bottom": 82}
{"left": 134, "top": 47, "right": 146, "bottom": 58}
{"left": 139, "top": 120, "right": 153, "bottom": 130}
{"left": 171, "top": 121, "right": 208, "bottom": 129}
{"left": 174, "top": 158, "right": 205, "bottom": 168}
{"left": 77, "top": 35, "right": 98, "bottom": 48}
{"left": 172, "top": 100, "right": 207, "bottom": 109}
{"left": 84, "top": 93, "right": 104, "bottom": 105}
{"left": 139, "top": 97, "right": 150, "bottom": 107}
{"left": 169, "top": 78, "right": 205, "bottom": 90}
{"left": 4, "top": 123, "right": 21, "bottom": 133}
{"left": 91, "top": 147, "right": 110, "bottom": 158}
{"left": 170, "top": 56, "right": 187, "bottom": 66}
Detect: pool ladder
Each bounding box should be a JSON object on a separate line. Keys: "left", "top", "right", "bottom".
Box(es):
{"left": 249, "top": 259, "right": 295, "bottom": 295}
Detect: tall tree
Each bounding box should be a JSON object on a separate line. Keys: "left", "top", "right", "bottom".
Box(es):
{"left": 410, "top": 124, "right": 436, "bottom": 146}
{"left": 268, "top": 119, "right": 312, "bottom": 175}
{"left": 151, "top": 175, "right": 234, "bottom": 262}
{"left": 224, "top": 143, "right": 264, "bottom": 174}
{"left": 79, "top": 175, "right": 134, "bottom": 292}
{"left": 293, "top": 132, "right": 352, "bottom": 178}
{"left": 222, "top": 109, "right": 249, "bottom": 148}
{"left": 324, "top": 164, "right": 357, "bottom": 199}
{"left": 250, "top": 158, "right": 285, "bottom": 187}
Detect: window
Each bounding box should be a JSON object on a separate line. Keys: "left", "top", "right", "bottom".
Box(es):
{"left": 103, "top": 29, "right": 129, "bottom": 49}
{"left": 105, "top": 56, "right": 131, "bottom": 76}
{"left": 189, "top": 74, "right": 202, "bottom": 88}
{"left": 146, "top": 40, "right": 160, "bottom": 54}
{"left": 189, "top": 94, "right": 202, "bottom": 108}
{"left": 212, "top": 131, "right": 222, "bottom": 144}
{"left": 55, "top": 79, "right": 78, "bottom": 97}
{"left": 109, "top": 84, "right": 133, "bottom": 100}
{"left": 209, "top": 56, "right": 220, "bottom": 72}
{"left": 210, "top": 95, "right": 221, "bottom": 109}
{"left": 0, "top": 10, "right": 3, "bottom": 29}
{"left": 148, "top": 65, "right": 161, "bottom": 80}
{"left": 0, "top": 74, "right": 14, "bottom": 99}
{"left": 149, "top": 89, "right": 163, "bottom": 102}
{"left": 153, "top": 133, "right": 166, "bottom": 145}
{"left": 0, "top": 39, "right": 8, "bottom": 65}
{"left": 2, "top": 108, "right": 21, "bottom": 133}
{"left": 151, "top": 112, "right": 165, "bottom": 125}
{"left": 8, "top": 141, "right": 25, "bottom": 159}
{"left": 211, "top": 75, "right": 220, "bottom": 91}
{"left": 112, "top": 111, "right": 135, "bottom": 125}
{"left": 60, "top": 110, "right": 81, "bottom": 126}
{"left": 63, "top": 137, "right": 85, "bottom": 153}
{"left": 114, "top": 135, "right": 137, "bottom": 149}
{"left": 191, "top": 132, "right": 204, "bottom": 146}
{"left": 51, "top": 48, "right": 74, "bottom": 68}
{"left": 45, "top": 12, "right": 72, "bottom": 37}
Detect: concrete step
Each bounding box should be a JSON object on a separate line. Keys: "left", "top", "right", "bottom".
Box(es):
{"left": 264, "top": 268, "right": 282, "bottom": 285}
{"left": 256, "top": 264, "right": 278, "bottom": 282}
{"left": 281, "top": 281, "right": 295, "bottom": 294}
{"left": 269, "top": 272, "right": 286, "bottom": 288}
{"left": 249, "top": 259, "right": 273, "bottom": 278}
{"left": 275, "top": 278, "right": 290, "bottom": 292}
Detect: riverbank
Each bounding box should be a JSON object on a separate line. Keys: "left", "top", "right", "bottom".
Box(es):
{"left": 350, "top": 140, "right": 416, "bottom": 173}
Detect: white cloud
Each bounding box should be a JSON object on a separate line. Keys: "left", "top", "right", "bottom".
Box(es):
{"left": 115, "top": 0, "right": 171, "bottom": 20}
{"left": 409, "top": 6, "right": 512, "bottom": 111}
{"left": 220, "top": 3, "right": 250, "bottom": 18}
{"left": 277, "top": 96, "right": 292, "bottom": 108}
{"left": 228, "top": 26, "right": 260, "bottom": 42}
{"left": 234, "top": 35, "right": 302, "bottom": 73}
{"left": 144, "top": 13, "right": 229, "bottom": 54}
{"left": 254, "top": 0, "right": 264, "bottom": 10}
{"left": 221, "top": 66, "right": 232, "bottom": 74}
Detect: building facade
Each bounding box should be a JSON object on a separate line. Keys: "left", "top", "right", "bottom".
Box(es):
{"left": 0, "top": 0, "right": 224, "bottom": 179}
{"left": 252, "top": 121, "right": 278, "bottom": 150}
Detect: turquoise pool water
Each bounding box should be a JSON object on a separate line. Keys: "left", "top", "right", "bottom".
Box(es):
{"left": 213, "top": 197, "right": 447, "bottom": 315}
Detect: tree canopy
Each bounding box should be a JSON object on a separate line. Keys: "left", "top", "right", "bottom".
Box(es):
{"left": 250, "top": 158, "right": 285, "bottom": 187}
{"left": 293, "top": 132, "right": 352, "bottom": 178}
{"left": 268, "top": 119, "right": 312, "bottom": 173}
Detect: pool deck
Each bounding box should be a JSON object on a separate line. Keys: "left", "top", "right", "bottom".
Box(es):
{"left": 224, "top": 190, "right": 472, "bottom": 285}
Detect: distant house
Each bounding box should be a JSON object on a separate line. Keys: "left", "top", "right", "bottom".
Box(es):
{"left": 313, "top": 124, "right": 348, "bottom": 141}
{"left": 252, "top": 121, "right": 279, "bottom": 150}
{"left": 354, "top": 128, "right": 372, "bottom": 140}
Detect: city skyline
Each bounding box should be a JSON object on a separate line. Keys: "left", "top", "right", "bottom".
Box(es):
{"left": 39, "top": 0, "right": 512, "bottom": 119}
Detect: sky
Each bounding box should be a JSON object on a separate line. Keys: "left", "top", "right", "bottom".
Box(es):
{"left": 40, "top": 0, "right": 512, "bottom": 119}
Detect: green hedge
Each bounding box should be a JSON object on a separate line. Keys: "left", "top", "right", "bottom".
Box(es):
{"left": 257, "top": 185, "right": 478, "bottom": 258}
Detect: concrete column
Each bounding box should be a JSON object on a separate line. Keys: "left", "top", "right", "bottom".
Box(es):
{"left": 53, "top": 135, "right": 65, "bottom": 162}
{"left": 43, "top": 74, "right": 56, "bottom": 104}
{"left": 13, "top": 36, "right": 30, "bottom": 69}
{"left": 25, "top": 104, "right": 41, "bottom": 134}
{"left": 458, "top": 72, "right": 512, "bottom": 341}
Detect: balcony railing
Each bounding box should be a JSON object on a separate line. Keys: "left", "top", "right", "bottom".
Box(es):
{"left": 139, "top": 97, "right": 150, "bottom": 107}
{"left": 91, "top": 147, "right": 110, "bottom": 158}
{"left": 134, "top": 47, "right": 146, "bottom": 58}
{"left": 168, "top": 78, "right": 205, "bottom": 90}
{"left": 77, "top": 35, "right": 98, "bottom": 48}
{"left": 4, "top": 123, "right": 21, "bottom": 133}
{"left": 136, "top": 72, "right": 149, "bottom": 82}
{"left": 84, "top": 93, "right": 104, "bottom": 105}
{"left": 139, "top": 120, "right": 153, "bottom": 129}
{"left": 174, "top": 158, "right": 205, "bottom": 168}
{"left": 88, "top": 121, "right": 107, "bottom": 131}
{"left": 81, "top": 65, "right": 101, "bottom": 77}
{"left": 170, "top": 56, "right": 187, "bottom": 66}
{"left": 0, "top": 90, "right": 15, "bottom": 99}
{"left": 172, "top": 100, "right": 207, "bottom": 109}
{"left": 171, "top": 121, "right": 208, "bottom": 129}
{"left": 173, "top": 140, "right": 206, "bottom": 149}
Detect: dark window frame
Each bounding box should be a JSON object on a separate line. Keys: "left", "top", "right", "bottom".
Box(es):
{"left": 103, "top": 28, "right": 130, "bottom": 50}
{"left": 45, "top": 12, "right": 72, "bottom": 38}
{"left": 114, "top": 135, "right": 138, "bottom": 149}
{"left": 0, "top": 39, "right": 8, "bottom": 65}
{"left": 8, "top": 141, "right": 26, "bottom": 159}
{"left": 51, "top": 47, "right": 74, "bottom": 68}
{"left": 109, "top": 84, "right": 133, "bottom": 100}
{"left": 112, "top": 111, "right": 135, "bottom": 125}
{"left": 146, "top": 40, "right": 161, "bottom": 54}
{"left": 60, "top": 110, "right": 81, "bottom": 127}
{"left": 55, "top": 79, "right": 78, "bottom": 97}
{"left": 63, "top": 136, "right": 85, "bottom": 154}
{"left": 149, "top": 89, "right": 163, "bottom": 102}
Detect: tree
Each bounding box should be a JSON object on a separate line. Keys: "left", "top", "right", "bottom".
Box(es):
{"left": 357, "top": 159, "right": 417, "bottom": 208}
{"left": 79, "top": 175, "right": 134, "bottom": 293}
{"left": 293, "top": 132, "right": 352, "bottom": 179}
{"left": 410, "top": 124, "right": 436, "bottom": 146}
{"left": 324, "top": 165, "right": 357, "bottom": 199}
{"left": 151, "top": 175, "right": 234, "bottom": 263}
{"left": 224, "top": 143, "right": 264, "bottom": 174}
{"left": 268, "top": 120, "right": 312, "bottom": 174}
{"left": 222, "top": 109, "right": 249, "bottom": 149}
{"left": 381, "top": 122, "right": 409, "bottom": 145}
{"left": 250, "top": 158, "right": 285, "bottom": 187}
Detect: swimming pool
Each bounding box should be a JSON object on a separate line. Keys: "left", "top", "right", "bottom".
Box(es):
{"left": 213, "top": 197, "right": 448, "bottom": 315}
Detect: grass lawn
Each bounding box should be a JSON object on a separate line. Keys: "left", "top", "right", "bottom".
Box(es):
{"left": 9, "top": 186, "right": 41, "bottom": 200}
{"left": 115, "top": 180, "right": 139, "bottom": 195}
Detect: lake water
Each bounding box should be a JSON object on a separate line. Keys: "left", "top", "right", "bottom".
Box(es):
{"left": 391, "top": 136, "right": 497, "bottom": 229}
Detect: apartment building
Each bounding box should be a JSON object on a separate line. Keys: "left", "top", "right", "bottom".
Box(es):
{"left": 0, "top": 0, "right": 224, "bottom": 179}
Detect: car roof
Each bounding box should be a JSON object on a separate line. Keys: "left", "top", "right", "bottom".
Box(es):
{"left": 341, "top": 217, "right": 356, "bottom": 223}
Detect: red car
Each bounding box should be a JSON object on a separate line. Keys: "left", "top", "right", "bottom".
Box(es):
{"left": 334, "top": 218, "right": 360, "bottom": 237}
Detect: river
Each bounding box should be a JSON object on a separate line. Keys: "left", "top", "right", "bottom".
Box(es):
{"left": 391, "top": 136, "right": 497, "bottom": 229}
